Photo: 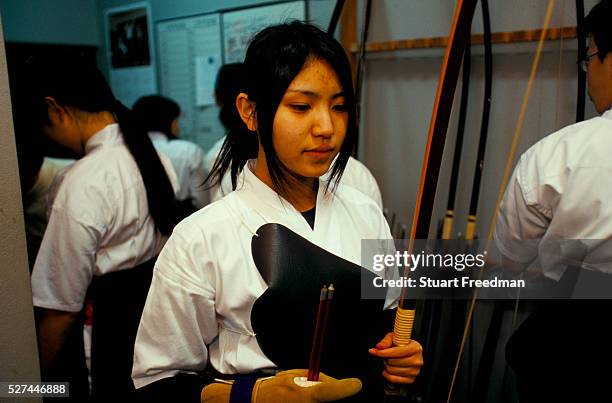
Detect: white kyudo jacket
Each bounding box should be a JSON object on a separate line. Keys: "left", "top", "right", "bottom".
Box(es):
{"left": 148, "top": 132, "right": 209, "bottom": 208}
{"left": 132, "top": 160, "right": 397, "bottom": 388}
{"left": 31, "top": 124, "right": 178, "bottom": 312}
{"left": 495, "top": 108, "right": 612, "bottom": 279}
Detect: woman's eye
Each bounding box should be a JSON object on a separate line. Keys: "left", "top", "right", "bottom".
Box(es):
{"left": 333, "top": 104, "right": 348, "bottom": 112}
{"left": 290, "top": 104, "right": 311, "bottom": 111}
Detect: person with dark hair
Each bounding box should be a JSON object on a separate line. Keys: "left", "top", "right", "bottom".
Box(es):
{"left": 10, "top": 60, "right": 76, "bottom": 273}
{"left": 494, "top": 1, "right": 612, "bottom": 401}
{"left": 204, "top": 62, "right": 258, "bottom": 200}
{"left": 214, "top": 62, "right": 249, "bottom": 133}
{"left": 132, "top": 21, "right": 422, "bottom": 403}
{"left": 206, "top": 63, "right": 384, "bottom": 208}
{"left": 133, "top": 95, "right": 209, "bottom": 213}
{"left": 22, "top": 58, "right": 179, "bottom": 400}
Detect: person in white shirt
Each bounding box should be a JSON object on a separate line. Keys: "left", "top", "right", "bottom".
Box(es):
{"left": 18, "top": 58, "right": 178, "bottom": 400}
{"left": 12, "top": 103, "right": 75, "bottom": 270}
{"left": 494, "top": 1, "right": 612, "bottom": 401}
{"left": 133, "top": 21, "right": 422, "bottom": 403}
{"left": 133, "top": 95, "right": 209, "bottom": 213}
{"left": 23, "top": 157, "right": 74, "bottom": 270}
{"left": 494, "top": 4, "right": 612, "bottom": 279}
{"left": 206, "top": 63, "right": 384, "bottom": 209}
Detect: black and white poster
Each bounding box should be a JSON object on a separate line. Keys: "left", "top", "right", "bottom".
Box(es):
{"left": 105, "top": 3, "right": 157, "bottom": 107}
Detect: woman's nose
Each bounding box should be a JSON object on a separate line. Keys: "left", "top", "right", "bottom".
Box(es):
{"left": 312, "top": 109, "right": 334, "bottom": 137}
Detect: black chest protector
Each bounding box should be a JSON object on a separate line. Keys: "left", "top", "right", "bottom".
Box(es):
{"left": 250, "top": 223, "right": 388, "bottom": 379}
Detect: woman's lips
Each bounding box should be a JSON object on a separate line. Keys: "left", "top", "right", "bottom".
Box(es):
{"left": 304, "top": 147, "right": 334, "bottom": 156}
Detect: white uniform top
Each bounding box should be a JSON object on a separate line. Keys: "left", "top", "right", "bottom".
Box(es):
{"left": 132, "top": 160, "right": 397, "bottom": 389}
{"left": 205, "top": 137, "right": 383, "bottom": 209}
{"left": 203, "top": 135, "right": 225, "bottom": 179}
{"left": 24, "top": 157, "right": 74, "bottom": 239}
{"left": 340, "top": 157, "right": 383, "bottom": 210}
{"left": 494, "top": 108, "right": 612, "bottom": 280}
{"left": 31, "top": 124, "right": 179, "bottom": 312}
{"left": 149, "top": 132, "right": 209, "bottom": 208}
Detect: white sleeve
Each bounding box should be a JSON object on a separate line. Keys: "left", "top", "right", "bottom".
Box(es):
{"left": 364, "top": 199, "right": 399, "bottom": 310}
{"left": 158, "top": 152, "right": 180, "bottom": 196}
{"left": 379, "top": 218, "right": 400, "bottom": 310}
{"left": 132, "top": 230, "right": 218, "bottom": 389}
{"left": 189, "top": 148, "right": 210, "bottom": 209}
{"left": 359, "top": 165, "right": 383, "bottom": 211}
{"left": 31, "top": 205, "right": 98, "bottom": 312}
{"left": 494, "top": 157, "right": 550, "bottom": 264}
{"left": 204, "top": 136, "right": 225, "bottom": 175}
{"left": 343, "top": 158, "right": 384, "bottom": 210}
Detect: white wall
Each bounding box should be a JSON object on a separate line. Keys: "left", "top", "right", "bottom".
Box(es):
{"left": 0, "top": 12, "right": 41, "bottom": 403}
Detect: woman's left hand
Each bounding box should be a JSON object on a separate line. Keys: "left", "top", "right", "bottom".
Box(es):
{"left": 368, "top": 332, "right": 424, "bottom": 384}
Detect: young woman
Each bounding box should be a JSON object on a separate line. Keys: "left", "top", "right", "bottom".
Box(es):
{"left": 132, "top": 21, "right": 422, "bottom": 402}
{"left": 133, "top": 95, "right": 209, "bottom": 213}
{"left": 207, "top": 62, "right": 384, "bottom": 209}
{"left": 22, "top": 59, "right": 179, "bottom": 399}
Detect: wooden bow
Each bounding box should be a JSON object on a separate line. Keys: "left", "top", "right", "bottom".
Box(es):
{"left": 389, "top": 1, "right": 479, "bottom": 400}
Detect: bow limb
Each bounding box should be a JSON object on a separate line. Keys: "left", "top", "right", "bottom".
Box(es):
{"left": 353, "top": 0, "right": 372, "bottom": 156}
{"left": 465, "top": 0, "right": 492, "bottom": 243}
{"left": 388, "top": 2, "right": 478, "bottom": 400}
{"left": 442, "top": 42, "right": 472, "bottom": 241}
{"left": 327, "top": 0, "right": 346, "bottom": 35}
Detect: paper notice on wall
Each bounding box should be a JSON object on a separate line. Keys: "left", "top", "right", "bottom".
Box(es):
{"left": 195, "top": 56, "right": 219, "bottom": 107}
{"left": 157, "top": 13, "right": 224, "bottom": 150}
{"left": 110, "top": 66, "right": 157, "bottom": 107}
{"left": 222, "top": 1, "right": 305, "bottom": 64}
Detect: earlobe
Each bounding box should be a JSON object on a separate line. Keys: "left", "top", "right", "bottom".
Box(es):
{"left": 236, "top": 93, "right": 258, "bottom": 132}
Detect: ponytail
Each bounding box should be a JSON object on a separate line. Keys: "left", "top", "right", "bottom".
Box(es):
{"left": 22, "top": 58, "right": 179, "bottom": 235}
{"left": 113, "top": 100, "right": 178, "bottom": 235}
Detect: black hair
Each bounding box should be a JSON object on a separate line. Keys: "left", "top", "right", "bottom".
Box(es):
{"left": 585, "top": 0, "right": 612, "bottom": 61}
{"left": 208, "top": 62, "right": 258, "bottom": 189}
{"left": 9, "top": 63, "right": 44, "bottom": 193}
{"left": 208, "top": 21, "right": 357, "bottom": 195}
{"left": 13, "top": 110, "right": 44, "bottom": 194}
{"left": 132, "top": 95, "right": 181, "bottom": 139}
{"left": 215, "top": 63, "right": 250, "bottom": 135}
{"left": 215, "top": 63, "right": 246, "bottom": 107}
{"left": 22, "top": 58, "right": 177, "bottom": 235}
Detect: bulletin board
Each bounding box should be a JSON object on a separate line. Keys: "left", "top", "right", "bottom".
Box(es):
{"left": 157, "top": 14, "right": 224, "bottom": 150}
{"left": 156, "top": 1, "right": 306, "bottom": 151}
{"left": 222, "top": 1, "right": 306, "bottom": 64}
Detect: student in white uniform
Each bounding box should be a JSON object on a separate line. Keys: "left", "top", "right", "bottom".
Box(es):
{"left": 12, "top": 103, "right": 75, "bottom": 270}
{"left": 494, "top": 1, "right": 612, "bottom": 401}
{"left": 206, "top": 63, "right": 384, "bottom": 208}
{"left": 133, "top": 95, "right": 209, "bottom": 214}
{"left": 133, "top": 21, "right": 422, "bottom": 403}
{"left": 20, "top": 59, "right": 178, "bottom": 400}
